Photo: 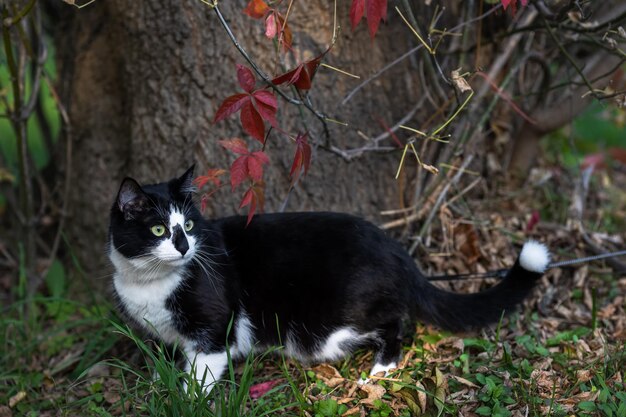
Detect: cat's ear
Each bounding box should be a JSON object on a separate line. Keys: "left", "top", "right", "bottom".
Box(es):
{"left": 116, "top": 178, "right": 149, "bottom": 220}
{"left": 174, "top": 165, "right": 196, "bottom": 196}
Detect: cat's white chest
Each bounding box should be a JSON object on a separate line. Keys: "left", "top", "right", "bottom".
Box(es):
{"left": 113, "top": 272, "right": 185, "bottom": 345}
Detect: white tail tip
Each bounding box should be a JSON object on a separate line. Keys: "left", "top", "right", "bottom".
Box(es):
{"left": 519, "top": 240, "right": 551, "bottom": 273}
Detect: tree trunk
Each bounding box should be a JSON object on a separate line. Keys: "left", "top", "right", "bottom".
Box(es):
{"left": 54, "top": 1, "right": 422, "bottom": 274}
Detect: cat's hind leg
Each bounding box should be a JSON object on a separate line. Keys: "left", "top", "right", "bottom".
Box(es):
{"left": 359, "top": 322, "right": 402, "bottom": 384}
{"left": 184, "top": 349, "right": 228, "bottom": 395}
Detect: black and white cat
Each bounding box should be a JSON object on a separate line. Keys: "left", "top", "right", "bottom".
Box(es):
{"left": 108, "top": 166, "right": 550, "bottom": 392}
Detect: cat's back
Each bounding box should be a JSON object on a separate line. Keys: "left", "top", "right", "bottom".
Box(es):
{"left": 215, "top": 211, "right": 383, "bottom": 248}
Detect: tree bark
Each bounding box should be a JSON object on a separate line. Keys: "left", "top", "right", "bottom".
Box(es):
{"left": 54, "top": 1, "right": 422, "bottom": 273}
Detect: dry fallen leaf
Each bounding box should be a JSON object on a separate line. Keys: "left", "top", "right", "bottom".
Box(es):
{"left": 312, "top": 364, "right": 344, "bottom": 388}
{"left": 8, "top": 391, "right": 26, "bottom": 408}
{"left": 451, "top": 68, "right": 473, "bottom": 93}
{"left": 0, "top": 405, "right": 12, "bottom": 417}
{"left": 359, "top": 383, "right": 386, "bottom": 406}
{"left": 576, "top": 369, "right": 593, "bottom": 383}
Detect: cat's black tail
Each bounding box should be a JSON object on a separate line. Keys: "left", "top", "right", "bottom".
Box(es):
{"left": 416, "top": 241, "right": 550, "bottom": 331}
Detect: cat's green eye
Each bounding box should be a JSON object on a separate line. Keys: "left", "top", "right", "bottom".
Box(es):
{"left": 184, "top": 219, "right": 194, "bottom": 232}
{"left": 151, "top": 225, "right": 166, "bottom": 237}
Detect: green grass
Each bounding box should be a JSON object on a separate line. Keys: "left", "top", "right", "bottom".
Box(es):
{"left": 2, "top": 287, "right": 624, "bottom": 416}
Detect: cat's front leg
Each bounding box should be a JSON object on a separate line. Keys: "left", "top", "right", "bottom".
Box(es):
{"left": 184, "top": 347, "right": 228, "bottom": 395}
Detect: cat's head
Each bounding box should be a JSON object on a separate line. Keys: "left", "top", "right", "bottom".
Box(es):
{"left": 108, "top": 166, "right": 202, "bottom": 276}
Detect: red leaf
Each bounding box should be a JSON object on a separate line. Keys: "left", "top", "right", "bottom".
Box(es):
{"left": 224, "top": 145, "right": 269, "bottom": 190}
{"left": 289, "top": 133, "right": 312, "bottom": 183}
{"left": 525, "top": 210, "right": 540, "bottom": 233}
{"left": 290, "top": 66, "right": 310, "bottom": 89}
{"left": 349, "top": 0, "right": 365, "bottom": 31}
{"left": 230, "top": 156, "right": 249, "bottom": 190}
{"left": 247, "top": 151, "right": 270, "bottom": 182}
{"left": 272, "top": 65, "right": 302, "bottom": 86}
{"left": 200, "top": 194, "right": 209, "bottom": 212}
{"left": 265, "top": 12, "right": 278, "bottom": 38}
{"left": 367, "top": 0, "right": 387, "bottom": 38}
{"left": 501, "top": 0, "right": 528, "bottom": 15}
{"left": 193, "top": 168, "right": 226, "bottom": 189}
{"left": 581, "top": 153, "right": 606, "bottom": 170}
{"left": 243, "top": 0, "right": 269, "bottom": 19}
{"left": 271, "top": 52, "right": 326, "bottom": 91}
{"left": 262, "top": 11, "right": 292, "bottom": 52}
{"left": 219, "top": 138, "right": 249, "bottom": 155}
{"left": 237, "top": 64, "right": 256, "bottom": 93}
{"left": 252, "top": 90, "right": 277, "bottom": 109}
{"left": 249, "top": 379, "right": 281, "bottom": 399}
{"left": 239, "top": 182, "right": 265, "bottom": 226}
{"left": 609, "top": 147, "right": 626, "bottom": 165}
{"left": 252, "top": 90, "right": 278, "bottom": 127}
{"left": 240, "top": 101, "right": 266, "bottom": 143}
{"left": 213, "top": 94, "right": 250, "bottom": 123}
{"left": 251, "top": 150, "right": 270, "bottom": 165}
{"left": 278, "top": 15, "right": 293, "bottom": 52}
{"left": 350, "top": 0, "right": 387, "bottom": 38}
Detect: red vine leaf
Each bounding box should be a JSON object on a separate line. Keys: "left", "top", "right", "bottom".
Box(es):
{"left": 272, "top": 51, "right": 326, "bottom": 91}
{"left": 220, "top": 139, "right": 270, "bottom": 190}
{"left": 610, "top": 147, "right": 626, "bottom": 165}
{"left": 240, "top": 181, "right": 266, "bottom": 226}
{"left": 367, "top": 0, "right": 387, "bottom": 38}
{"left": 265, "top": 12, "right": 278, "bottom": 38}
{"left": 252, "top": 90, "right": 278, "bottom": 127}
{"left": 249, "top": 379, "right": 282, "bottom": 399}
{"left": 349, "top": 0, "right": 388, "bottom": 38}
{"left": 214, "top": 65, "right": 278, "bottom": 143}
{"left": 243, "top": 0, "right": 270, "bottom": 19}
{"left": 349, "top": 0, "right": 365, "bottom": 31}
{"left": 213, "top": 93, "right": 250, "bottom": 124}
{"left": 193, "top": 169, "right": 226, "bottom": 189}
{"left": 265, "top": 11, "right": 292, "bottom": 51}
{"left": 501, "top": 0, "right": 528, "bottom": 15}
{"left": 241, "top": 101, "right": 266, "bottom": 143}
{"left": 243, "top": 0, "right": 292, "bottom": 51}
{"left": 525, "top": 210, "right": 540, "bottom": 233}
{"left": 289, "top": 133, "right": 312, "bottom": 184}
{"left": 218, "top": 138, "right": 249, "bottom": 155}
{"left": 237, "top": 64, "right": 256, "bottom": 93}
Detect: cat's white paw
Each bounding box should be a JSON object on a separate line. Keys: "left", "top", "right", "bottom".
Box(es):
{"left": 358, "top": 362, "right": 397, "bottom": 385}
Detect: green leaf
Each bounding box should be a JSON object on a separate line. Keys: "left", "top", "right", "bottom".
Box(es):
{"left": 434, "top": 367, "right": 446, "bottom": 416}
{"left": 535, "top": 345, "right": 549, "bottom": 356}
{"left": 476, "top": 406, "right": 492, "bottom": 415}
{"left": 546, "top": 327, "right": 591, "bottom": 346}
{"left": 45, "top": 259, "right": 66, "bottom": 298}
{"left": 464, "top": 338, "right": 494, "bottom": 352}
{"left": 578, "top": 401, "right": 597, "bottom": 412}
{"left": 599, "top": 388, "right": 610, "bottom": 403}
{"left": 315, "top": 399, "right": 338, "bottom": 417}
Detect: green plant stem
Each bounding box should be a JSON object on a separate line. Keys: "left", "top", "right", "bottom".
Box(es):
{"left": 2, "top": 6, "right": 36, "bottom": 297}
{"left": 3, "top": 0, "right": 37, "bottom": 27}
{"left": 400, "top": 0, "right": 448, "bottom": 102}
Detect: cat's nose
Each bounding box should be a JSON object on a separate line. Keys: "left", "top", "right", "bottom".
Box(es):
{"left": 172, "top": 225, "right": 189, "bottom": 256}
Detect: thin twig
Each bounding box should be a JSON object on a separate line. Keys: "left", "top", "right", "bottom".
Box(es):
{"left": 542, "top": 15, "right": 600, "bottom": 99}
{"left": 341, "top": 4, "right": 502, "bottom": 105}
